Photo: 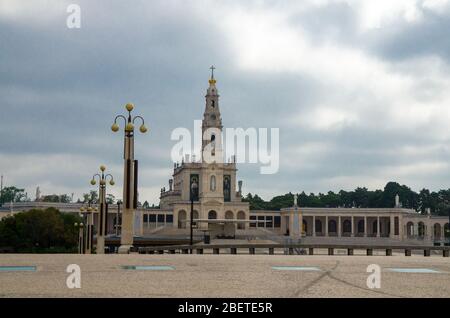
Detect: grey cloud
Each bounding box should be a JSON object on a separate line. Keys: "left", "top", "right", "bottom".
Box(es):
{"left": 1, "top": 0, "right": 450, "bottom": 204}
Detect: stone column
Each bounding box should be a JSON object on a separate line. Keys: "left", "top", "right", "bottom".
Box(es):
{"left": 364, "top": 216, "right": 368, "bottom": 237}
{"left": 338, "top": 216, "right": 341, "bottom": 237}
{"left": 351, "top": 216, "right": 355, "bottom": 237}
{"left": 325, "top": 216, "right": 328, "bottom": 237}
{"left": 390, "top": 216, "right": 395, "bottom": 238}
{"left": 377, "top": 216, "right": 380, "bottom": 237}
{"left": 312, "top": 215, "right": 316, "bottom": 237}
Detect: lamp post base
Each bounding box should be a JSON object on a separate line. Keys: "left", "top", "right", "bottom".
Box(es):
{"left": 118, "top": 245, "right": 133, "bottom": 254}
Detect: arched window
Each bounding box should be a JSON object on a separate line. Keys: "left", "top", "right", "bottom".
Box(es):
{"left": 211, "top": 134, "right": 216, "bottom": 156}
{"left": 208, "top": 210, "right": 217, "bottom": 219}
{"left": 445, "top": 223, "right": 450, "bottom": 238}
{"left": 372, "top": 220, "right": 378, "bottom": 235}
{"left": 343, "top": 220, "right": 351, "bottom": 234}
{"left": 225, "top": 211, "right": 234, "bottom": 219}
{"left": 210, "top": 175, "right": 216, "bottom": 191}
{"left": 406, "top": 222, "right": 414, "bottom": 237}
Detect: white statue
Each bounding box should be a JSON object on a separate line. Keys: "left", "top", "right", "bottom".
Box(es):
{"left": 294, "top": 194, "right": 298, "bottom": 207}
{"left": 35, "top": 186, "right": 41, "bottom": 201}
{"left": 395, "top": 194, "right": 400, "bottom": 208}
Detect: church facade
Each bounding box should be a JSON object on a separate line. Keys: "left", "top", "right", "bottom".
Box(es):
{"left": 158, "top": 70, "right": 250, "bottom": 231}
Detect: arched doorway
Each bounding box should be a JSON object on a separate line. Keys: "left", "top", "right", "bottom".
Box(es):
{"left": 208, "top": 210, "right": 217, "bottom": 219}
{"left": 315, "top": 219, "right": 322, "bottom": 234}
{"left": 444, "top": 223, "right": 449, "bottom": 238}
{"left": 372, "top": 220, "right": 378, "bottom": 236}
{"left": 343, "top": 220, "right": 351, "bottom": 235}
{"left": 406, "top": 222, "right": 414, "bottom": 237}
{"left": 418, "top": 222, "right": 425, "bottom": 238}
{"left": 328, "top": 219, "right": 337, "bottom": 235}
{"left": 237, "top": 211, "right": 245, "bottom": 230}
{"left": 178, "top": 210, "right": 187, "bottom": 229}
{"left": 434, "top": 223, "right": 441, "bottom": 239}
{"left": 225, "top": 211, "right": 234, "bottom": 219}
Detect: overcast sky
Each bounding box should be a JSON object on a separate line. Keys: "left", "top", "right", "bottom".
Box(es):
{"left": 1, "top": 0, "right": 450, "bottom": 204}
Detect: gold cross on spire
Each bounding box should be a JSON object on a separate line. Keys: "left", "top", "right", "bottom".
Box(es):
{"left": 209, "top": 65, "right": 216, "bottom": 85}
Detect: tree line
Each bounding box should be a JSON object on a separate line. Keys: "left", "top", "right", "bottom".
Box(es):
{"left": 243, "top": 181, "right": 450, "bottom": 216}
{"left": 0, "top": 208, "right": 81, "bottom": 253}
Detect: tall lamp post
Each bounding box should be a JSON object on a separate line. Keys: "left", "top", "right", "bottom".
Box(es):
{"left": 116, "top": 200, "right": 122, "bottom": 236}
{"left": 74, "top": 222, "right": 84, "bottom": 254}
{"left": 79, "top": 202, "right": 96, "bottom": 254}
{"left": 90, "top": 165, "right": 115, "bottom": 254}
{"left": 190, "top": 181, "right": 198, "bottom": 253}
{"left": 111, "top": 103, "right": 147, "bottom": 254}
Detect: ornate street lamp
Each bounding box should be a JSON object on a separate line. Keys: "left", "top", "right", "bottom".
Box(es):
{"left": 190, "top": 181, "right": 198, "bottom": 252}
{"left": 90, "top": 165, "right": 114, "bottom": 254}
{"left": 74, "top": 222, "right": 84, "bottom": 254}
{"left": 116, "top": 200, "right": 122, "bottom": 236}
{"left": 79, "top": 202, "right": 97, "bottom": 254}
{"left": 111, "top": 103, "right": 147, "bottom": 253}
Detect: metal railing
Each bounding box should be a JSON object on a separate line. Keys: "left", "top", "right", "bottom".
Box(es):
{"left": 138, "top": 242, "right": 450, "bottom": 257}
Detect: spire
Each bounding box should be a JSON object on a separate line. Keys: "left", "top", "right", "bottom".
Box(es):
{"left": 202, "top": 66, "right": 223, "bottom": 162}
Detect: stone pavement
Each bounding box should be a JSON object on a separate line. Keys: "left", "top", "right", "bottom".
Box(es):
{"left": 0, "top": 254, "right": 449, "bottom": 297}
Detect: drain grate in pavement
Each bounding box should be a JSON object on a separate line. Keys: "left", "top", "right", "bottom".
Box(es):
{"left": 272, "top": 266, "right": 321, "bottom": 271}
{"left": 121, "top": 265, "right": 175, "bottom": 271}
{"left": 0, "top": 266, "right": 36, "bottom": 272}
{"left": 386, "top": 268, "right": 442, "bottom": 274}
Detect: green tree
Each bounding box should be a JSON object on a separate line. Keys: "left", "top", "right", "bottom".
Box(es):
{"left": 106, "top": 194, "right": 115, "bottom": 204}
{"left": 0, "top": 186, "right": 27, "bottom": 204}
{"left": 82, "top": 190, "right": 98, "bottom": 204}
{"left": 0, "top": 208, "right": 81, "bottom": 252}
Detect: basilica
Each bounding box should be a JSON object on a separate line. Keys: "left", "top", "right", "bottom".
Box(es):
{"left": 158, "top": 69, "right": 250, "bottom": 237}
{"left": 1, "top": 70, "right": 449, "bottom": 246}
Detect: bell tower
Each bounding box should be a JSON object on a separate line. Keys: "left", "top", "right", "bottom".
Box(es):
{"left": 202, "top": 66, "right": 223, "bottom": 163}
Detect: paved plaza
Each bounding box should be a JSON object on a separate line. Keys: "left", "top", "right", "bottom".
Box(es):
{"left": 0, "top": 253, "right": 449, "bottom": 298}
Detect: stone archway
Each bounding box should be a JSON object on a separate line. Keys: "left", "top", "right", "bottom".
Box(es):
{"left": 444, "top": 223, "right": 449, "bottom": 238}
{"left": 178, "top": 210, "right": 187, "bottom": 229}
{"left": 406, "top": 222, "right": 414, "bottom": 237}
{"left": 225, "top": 211, "right": 234, "bottom": 219}
{"left": 343, "top": 220, "right": 351, "bottom": 235}
{"left": 237, "top": 211, "right": 246, "bottom": 230}
{"left": 208, "top": 210, "right": 217, "bottom": 219}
